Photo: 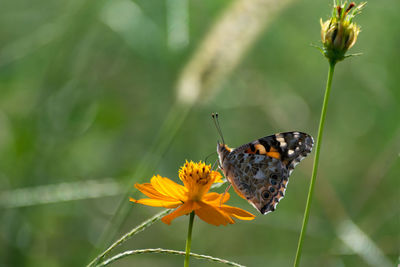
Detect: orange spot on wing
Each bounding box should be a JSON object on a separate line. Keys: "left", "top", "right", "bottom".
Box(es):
{"left": 266, "top": 151, "right": 281, "bottom": 159}
{"left": 245, "top": 144, "right": 281, "bottom": 159}
{"left": 245, "top": 144, "right": 267, "bottom": 155}
{"left": 264, "top": 146, "right": 280, "bottom": 159}
{"left": 254, "top": 144, "right": 266, "bottom": 155}
{"left": 269, "top": 147, "right": 278, "bottom": 152}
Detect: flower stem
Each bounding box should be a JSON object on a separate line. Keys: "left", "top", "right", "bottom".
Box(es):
{"left": 294, "top": 61, "right": 336, "bottom": 267}
{"left": 184, "top": 212, "right": 195, "bottom": 267}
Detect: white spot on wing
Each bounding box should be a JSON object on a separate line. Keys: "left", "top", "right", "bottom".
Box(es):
{"left": 276, "top": 136, "right": 287, "bottom": 148}
{"left": 276, "top": 137, "right": 285, "bottom": 143}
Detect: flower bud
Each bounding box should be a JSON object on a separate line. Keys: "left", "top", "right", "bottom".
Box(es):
{"left": 320, "top": 1, "right": 366, "bottom": 64}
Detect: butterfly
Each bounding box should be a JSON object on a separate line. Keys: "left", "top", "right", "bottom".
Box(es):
{"left": 212, "top": 113, "right": 314, "bottom": 214}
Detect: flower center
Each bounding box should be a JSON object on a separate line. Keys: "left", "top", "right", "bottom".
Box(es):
{"left": 179, "top": 161, "right": 219, "bottom": 202}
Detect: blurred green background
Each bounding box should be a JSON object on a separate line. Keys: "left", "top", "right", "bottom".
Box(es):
{"left": 0, "top": 0, "right": 399, "bottom": 266}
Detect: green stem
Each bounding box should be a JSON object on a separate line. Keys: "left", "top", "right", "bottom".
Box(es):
{"left": 294, "top": 61, "right": 336, "bottom": 267}
{"left": 96, "top": 248, "right": 245, "bottom": 267}
{"left": 184, "top": 212, "right": 195, "bottom": 267}
{"left": 87, "top": 209, "right": 172, "bottom": 267}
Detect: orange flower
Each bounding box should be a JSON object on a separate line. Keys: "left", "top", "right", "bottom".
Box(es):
{"left": 130, "top": 161, "right": 255, "bottom": 226}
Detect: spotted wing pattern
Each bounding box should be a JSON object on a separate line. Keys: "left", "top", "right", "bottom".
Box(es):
{"left": 217, "top": 132, "right": 313, "bottom": 214}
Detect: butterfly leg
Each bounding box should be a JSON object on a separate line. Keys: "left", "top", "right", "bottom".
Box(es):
{"left": 219, "top": 184, "right": 232, "bottom": 207}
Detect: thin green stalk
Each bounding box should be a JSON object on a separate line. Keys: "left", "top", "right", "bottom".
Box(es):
{"left": 184, "top": 212, "right": 195, "bottom": 267}
{"left": 294, "top": 61, "right": 336, "bottom": 267}
{"left": 96, "top": 248, "right": 245, "bottom": 267}
{"left": 87, "top": 209, "right": 171, "bottom": 267}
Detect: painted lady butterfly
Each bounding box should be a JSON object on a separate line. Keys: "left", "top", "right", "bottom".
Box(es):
{"left": 212, "top": 113, "right": 314, "bottom": 214}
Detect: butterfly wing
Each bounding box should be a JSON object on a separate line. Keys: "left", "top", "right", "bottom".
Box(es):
{"left": 218, "top": 132, "right": 313, "bottom": 214}
{"left": 235, "top": 132, "right": 314, "bottom": 174}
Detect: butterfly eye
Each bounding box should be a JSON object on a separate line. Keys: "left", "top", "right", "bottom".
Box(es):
{"left": 262, "top": 191, "right": 270, "bottom": 199}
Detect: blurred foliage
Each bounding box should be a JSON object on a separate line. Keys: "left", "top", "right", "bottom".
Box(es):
{"left": 0, "top": 0, "right": 399, "bottom": 266}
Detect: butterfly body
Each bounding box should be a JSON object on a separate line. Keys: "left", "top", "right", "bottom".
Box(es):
{"left": 217, "top": 132, "right": 313, "bottom": 214}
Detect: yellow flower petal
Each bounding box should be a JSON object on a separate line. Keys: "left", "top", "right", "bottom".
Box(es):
{"left": 150, "top": 175, "right": 187, "bottom": 200}
{"left": 210, "top": 171, "right": 223, "bottom": 183}
{"left": 203, "top": 192, "right": 230, "bottom": 204}
{"left": 220, "top": 205, "right": 256, "bottom": 220}
{"left": 202, "top": 192, "right": 221, "bottom": 202}
{"left": 161, "top": 202, "right": 195, "bottom": 225}
{"left": 130, "top": 197, "right": 181, "bottom": 209}
{"left": 195, "top": 202, "right": 234, "bottom": 226}
{"left": 134, "top": 183, "right": 179, "bottom": 202}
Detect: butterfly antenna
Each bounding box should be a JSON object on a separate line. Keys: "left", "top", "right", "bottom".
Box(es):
{"left": 211, "top": 112, "right": 225, "bottom": 144}
{"left": 204, "top": 152, "right": 217, "bottom": 165}
{"left": 211, "top": 158, "right": 219, "bottom": 170}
